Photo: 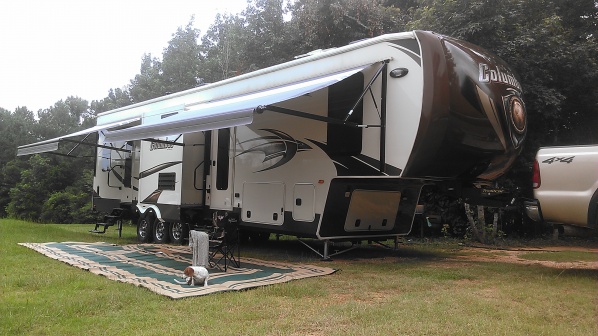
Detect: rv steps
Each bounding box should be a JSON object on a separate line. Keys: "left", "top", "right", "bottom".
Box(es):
{"left": 90, "top": 208, "right": 126, "bottom": 237}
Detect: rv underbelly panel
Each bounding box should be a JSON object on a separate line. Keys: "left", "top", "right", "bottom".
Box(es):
{"left": 318, "top": 178, "right": 423, "bottom": 239}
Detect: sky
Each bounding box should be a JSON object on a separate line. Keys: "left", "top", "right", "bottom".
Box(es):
{"left": 0, "top": 0, "right": 250, "bottom": 113}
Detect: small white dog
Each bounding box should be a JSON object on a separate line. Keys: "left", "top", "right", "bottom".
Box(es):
{"left": 174, "top": 266, "right": 209, "bottom": 286}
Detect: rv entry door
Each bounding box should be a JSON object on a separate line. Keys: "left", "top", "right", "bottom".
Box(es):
{"left": 209, "top": 128, "right": 235, "bottom": 210}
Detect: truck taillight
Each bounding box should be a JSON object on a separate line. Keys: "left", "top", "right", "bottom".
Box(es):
{"left": 532, "top": 160, "right": 541, "bottom": 189}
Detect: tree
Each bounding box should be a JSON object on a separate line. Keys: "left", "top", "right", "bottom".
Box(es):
{"left": 40, "top": 169, "right": 99, "bottom": 224}
{"left": 36, "top": 97, "right": 91, "bottom": 139}
{"left": 161, "top": 19, "right": 204, "bottom": 94}
{"left": 242, "top": 0, "right": 292, "bottom": 71}
{"left": 7, "top": 156, "right": 69, "bottom": 219}
{"left": 287, "top": 0, "right": 405, "bottom": 52}
{"left": 129, "top": 53, "right": 166, "bottom": 103}
{"left": 0, "top": 159, "right": 29, "bottom": 217}
{"left": 200, "top": 13, "right": 249, "bottom": 82}
{"left": 0, "top": 107, "right": 36, "bottom": 167}
{"left": 90, "top": 87, "right": 133, "bottom": 115}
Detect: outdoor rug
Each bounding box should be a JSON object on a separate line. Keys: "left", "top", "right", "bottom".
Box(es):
{"left": 19, "top": 242, "right": 336, "bottom": 299}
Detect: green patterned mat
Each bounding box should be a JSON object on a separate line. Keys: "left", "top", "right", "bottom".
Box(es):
{"left": 19, "top": 242, "right": 336, "bottom": 299}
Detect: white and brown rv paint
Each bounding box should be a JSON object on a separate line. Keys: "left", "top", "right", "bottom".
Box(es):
{"left": 18, "top": 31, "right": 526, "bottom": 252}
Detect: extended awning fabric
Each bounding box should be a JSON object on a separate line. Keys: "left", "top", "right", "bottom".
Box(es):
{"left": 16, "top": 118, "right": 140, "bottom": 156}
{"left": 103, "top": 65, "right": 369, "bottom": 143}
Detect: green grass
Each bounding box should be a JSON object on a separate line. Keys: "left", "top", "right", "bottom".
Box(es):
{"left": 1, "top": 219, "right": 597, "bottom": 335}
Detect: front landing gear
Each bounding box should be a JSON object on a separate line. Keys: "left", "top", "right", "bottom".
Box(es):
{"left": 297, "top": 239, "right": 359, "bottom": 261}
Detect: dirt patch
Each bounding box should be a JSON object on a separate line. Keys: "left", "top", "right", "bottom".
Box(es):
{"left": 456, "top": 245, "right": 598, "bottom": 269}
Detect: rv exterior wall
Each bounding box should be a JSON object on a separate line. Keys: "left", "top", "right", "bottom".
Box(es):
{"left": 92, "top": 136, "right": 137, "bottom": 212}
{"left": 85, "top": 31, "right": 527, "bottom": 242}
{"left": 403, "top": 31, "right": 526, "bottom": 180}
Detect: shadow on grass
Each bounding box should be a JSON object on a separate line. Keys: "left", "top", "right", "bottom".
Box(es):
{"left": 240, "top": 237, "right": 447, "bottom": 263}
{"left": 546, "top": 267, "right": 598, "bottom": 280}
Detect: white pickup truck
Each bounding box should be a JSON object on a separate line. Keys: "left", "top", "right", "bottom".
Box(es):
{"left": 524, "top": 145, "right": 598, "bottom": 231}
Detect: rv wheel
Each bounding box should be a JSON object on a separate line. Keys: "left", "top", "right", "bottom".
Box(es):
{"left": 153, "top": 221, "right": 170, "bottom": 244}
{"left": 169, "top": 222, "right": 189, "bottom": 245}
{"left": 137, "top": 214, "right": 154, "bottom": 243}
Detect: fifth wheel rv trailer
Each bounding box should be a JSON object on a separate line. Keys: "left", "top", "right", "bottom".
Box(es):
{"left": 17, "top": 31, "right": 526, "bottom": 256}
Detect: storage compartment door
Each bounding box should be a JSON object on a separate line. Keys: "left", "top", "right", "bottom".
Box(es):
{"left": 344, "top": 190, "right": 400, "bottom": 232}
{"left": 293, "top": 184, "right": 315, "bottom": 222}
{"left": 242, "top": 182, "right": 285, "bottom": 225}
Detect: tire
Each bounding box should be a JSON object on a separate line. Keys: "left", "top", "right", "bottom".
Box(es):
{"left": 169, "top": 222, "right": 189, "bottom": 245}
{"left": 137, "top": 214, "right": 154, "bottom": 243}
{"left": 153, "top": 220, "right": 170, "bottom": 244}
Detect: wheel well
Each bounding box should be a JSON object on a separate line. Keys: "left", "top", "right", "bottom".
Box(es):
{"left": 137, "top": 205, "right": 161, "bottom": 221}
{"left": 587, "top": 188, "right": 598, "bottom": 230}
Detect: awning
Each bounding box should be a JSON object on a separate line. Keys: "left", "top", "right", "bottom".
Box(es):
{"left": 103, "top": 65, "right": 369, "bottom": 142}
{"left": 17, "top": 118, "right": 140, "bottom": 156}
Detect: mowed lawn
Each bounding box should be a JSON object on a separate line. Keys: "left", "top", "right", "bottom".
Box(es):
{"left": 1, "top": 219, "right": 597, "bottom": 336}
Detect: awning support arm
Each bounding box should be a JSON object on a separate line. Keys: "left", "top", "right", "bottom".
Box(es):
{"left": 343, "top": 60, "right": 389, "bottom": 122}
{"left": 379, "top": 62, "right": 388, "bottom": 173}
{"left": 66, "top": 132, "right": 93, "bottom": 156}
{"left": 257, "top": 105, "right": 381, "bottom": 128}
{"left": 60, "top": 139, "right": 131, "bottom": 153}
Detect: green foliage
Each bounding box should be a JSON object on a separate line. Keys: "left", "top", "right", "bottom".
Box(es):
{"left": 130, "top": 17, "right": 203, "bottom": 100}
{"left": 90, "top": 88, "right": 132, "bottom": 115}
{"left": 241, "top": 0, "right": 293, "bottom": 70}
{"left": 36, "top": 96, "right": 92, "bottom": 139}
{"left": 40, "top": 190, "right": 99, "bottom": 224}
{"left": 0, "top": 159, "right": 29, "bottom": 217}
{"left": 161, "top": 19, "right": 204, "bottom": 94}
{"left": 0, "top": 107, "right": 36, "bottom": 167}
{"left": 200, "top": 13, "right": 250, "bottom": 81}
{"left": 288, "top": 0, "right": 406, "bottom": 51}
{"left": 129, "top": 53, "right": 166, "bottom": 102}
{"left": 5, "top": 155, "right": 91, "bottom": 222}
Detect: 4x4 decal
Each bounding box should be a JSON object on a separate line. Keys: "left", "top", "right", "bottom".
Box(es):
{"left": 542, "top": 156, "right": 575, "bottom": 164}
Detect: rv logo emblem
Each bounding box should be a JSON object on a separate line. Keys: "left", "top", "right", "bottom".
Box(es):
{"left": 238, "top": 129, "right": 311, "bottom": 172}
{"left": 479, "top": 63, "right": 522, "bottom": 91}
{"left": 150, "top": 141, "right": 174, "bottom": 151}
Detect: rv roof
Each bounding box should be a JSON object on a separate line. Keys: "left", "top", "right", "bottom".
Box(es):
{"left": 95, "top": 31, "right": 417, "bottom": 126}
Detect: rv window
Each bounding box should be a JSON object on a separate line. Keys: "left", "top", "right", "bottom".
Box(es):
{"left": 216, "top": 129, "right": 230, "bottom": 190}
{"left": 327, "top": 72, "right": 364, "bottom": 156}
{"left": 100, "top": 147, "right": 111, "bottom": 171}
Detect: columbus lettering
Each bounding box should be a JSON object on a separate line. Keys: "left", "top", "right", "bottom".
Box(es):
{"left": 150, "top": 141, "right": 174, "bottom": 151}
{"left": 479, "top": 64, "right": 522, "bottom": 91}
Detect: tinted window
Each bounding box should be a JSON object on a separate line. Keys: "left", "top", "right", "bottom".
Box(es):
{"left": 327, "top": 72, "right": 364, "bottom": 156}
{"left": 216, "top": 129, "right": 230, "bottom": 190}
